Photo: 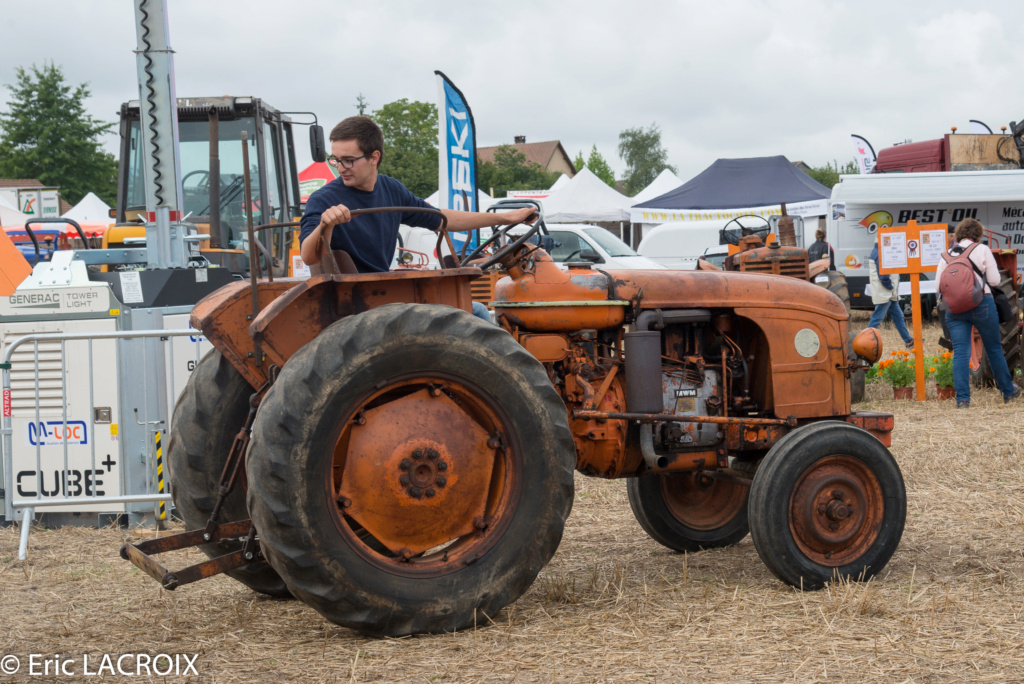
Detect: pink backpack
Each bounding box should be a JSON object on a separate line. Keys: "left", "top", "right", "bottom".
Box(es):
{"left": 939, "top": 242, "right": 984, "bottom": 314}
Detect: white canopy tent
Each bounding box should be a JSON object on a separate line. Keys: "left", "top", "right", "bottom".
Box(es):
{"left": 62, "top": 192, "right": 111, "bottom": 224}
{"left": 630, "top": 169, "right": 683, "bottom": 205}
{"left": 540, "top": 167, "right": 632, "bottom": 223}
{"left": 549, "top": 173, "right": 570, "bottom": 191}
{"left": 0, "top": 204, "right": 31, "bottom": 228}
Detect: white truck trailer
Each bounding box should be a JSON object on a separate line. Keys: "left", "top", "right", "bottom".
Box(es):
{"left": 827, "top": 170, "right": 1024, "bottom": 309}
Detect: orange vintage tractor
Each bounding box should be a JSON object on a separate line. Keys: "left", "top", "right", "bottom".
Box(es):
{"left": 123, "top": 207, "right": 905, "bottom": 636}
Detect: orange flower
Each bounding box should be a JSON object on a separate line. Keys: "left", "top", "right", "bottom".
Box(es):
{"left": 929, "top": 367, "right": 936, "bottom": 373}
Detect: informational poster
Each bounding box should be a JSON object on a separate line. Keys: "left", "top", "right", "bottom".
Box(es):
{"left": 919, "top": 229, "right": 946, "bottom": 267}
{"left": 880, "top": 232, "right": 908, "bottom": 269}
{"left": 118, "top": 271, "right": 145, "bottom": 304}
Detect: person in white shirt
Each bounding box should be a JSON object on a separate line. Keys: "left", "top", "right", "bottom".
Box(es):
{"left": 935, "top": 218, "right": 1020, "bottom": 408}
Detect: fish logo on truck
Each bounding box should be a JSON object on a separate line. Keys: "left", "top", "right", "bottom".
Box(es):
{"left": 859, "top": 211, "right": 893, "bottom": 234}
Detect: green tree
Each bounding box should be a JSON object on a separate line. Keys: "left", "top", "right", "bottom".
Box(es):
{"left": 573, "top": 149, "right": 586, "bottom": 172}
{"left": 617, "top": 123, "right": 676, "bottom": 195}
{"left": 477, "top": 145, "right": 560, "bottom": 196}
{"left": 802, "top": 160, "right": 859, "bottom": 189}
{"left": 371, "top": 98, "right": 438, "bottom": 198}
{"left": 585, "top": 145, "right": 616, "bottom": 188}
{"left": 355, "top": 93, "right": 369, "bottom": 115}
{"left": 0, "top": 63, "right": 117, "bottom": 205}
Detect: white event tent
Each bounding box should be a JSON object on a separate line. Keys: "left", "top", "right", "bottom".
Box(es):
{"left": 549, "top": 173, "right": 570, "bottom": 192}
{"left": 540, "top": 167, "right": 632, "bottom": 224}
{"left": 630, "top": 169, "right": 683, "bottom": 206}
{"left": 62, "top": 192, "right": 112, "bottom": 224}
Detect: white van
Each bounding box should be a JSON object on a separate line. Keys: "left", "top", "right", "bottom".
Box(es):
{"left": 827, "top": 170, "right": 1024, "bottom": 308}
{"left": 637, "top": 216, "right": 808, "bottom": 269}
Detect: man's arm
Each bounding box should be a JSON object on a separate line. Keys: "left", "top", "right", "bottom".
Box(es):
{"left": 440, "top": 207, "right": 535, "bottom": 232}
{"left": 300, "top": 203, "right": 354, "bottom": 265}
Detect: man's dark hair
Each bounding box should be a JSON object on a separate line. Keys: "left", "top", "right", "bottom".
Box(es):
{"left": 330, "top": 116, "right": 384, "bottom": 165}
{"left": 954, "top": 217, "right": 984, "bottom": 242}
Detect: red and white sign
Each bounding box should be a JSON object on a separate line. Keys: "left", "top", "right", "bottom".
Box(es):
{"left": 2, "top": 389, "right": 10, "bottom": 417}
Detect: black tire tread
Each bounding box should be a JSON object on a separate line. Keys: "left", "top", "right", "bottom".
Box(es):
{"left": 626, "top": 475, "right": 749, "bottom": 552}
{"left": 167, "top": 349, "right": 290, "bottom": 597}
{"left": 245, "top": 303, "right": 576, "bottom": 635}
{"left": 748, "top": 421, "right": 906, "bottom": 590}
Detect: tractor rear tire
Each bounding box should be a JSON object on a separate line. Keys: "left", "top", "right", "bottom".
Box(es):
{"left": 815, "top": 271, "right": 851, "bottom": 314}
{"left": 627, "top": 472, "right": 749, "bottom": 552}
{"left": 245, "top": 303, "right": 576, "bottom": 636}
{"left": 166, "top": 349, "right": 290, "bottom": 597}
{"left": 748, "top": 421, "right": 906, "bottom": 590}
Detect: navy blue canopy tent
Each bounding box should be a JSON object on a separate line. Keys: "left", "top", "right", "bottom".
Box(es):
{"left": 630, "top": 156, "right": 830, "bottom": 222}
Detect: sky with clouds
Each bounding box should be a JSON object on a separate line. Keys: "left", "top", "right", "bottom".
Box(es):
{"left": 0, "top": 0, "right": 1022, "bottom": 190}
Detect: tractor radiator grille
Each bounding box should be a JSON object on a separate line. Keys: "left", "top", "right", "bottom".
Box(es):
{"left": 470, "top": 271, "right": 503, "bottom": 305}
{"left": 740, "top": 258, "right": 808, "bottom": 279}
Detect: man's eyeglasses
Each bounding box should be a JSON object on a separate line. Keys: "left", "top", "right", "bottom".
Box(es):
{"left": 327, "top": 154, "right": 369, "bottom": 169}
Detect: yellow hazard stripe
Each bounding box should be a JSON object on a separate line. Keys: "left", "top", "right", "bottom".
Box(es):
{"left": 156, "top": 431, "right": 166, "bottom": 520}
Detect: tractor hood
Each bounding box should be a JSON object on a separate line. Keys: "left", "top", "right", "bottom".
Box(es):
{"left": 493, "top": 256, "right": 847, "bottom": 331}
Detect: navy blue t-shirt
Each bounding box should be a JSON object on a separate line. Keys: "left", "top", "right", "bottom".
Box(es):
{"left": 300, "top": 174, "right": 442, "bottom": 273}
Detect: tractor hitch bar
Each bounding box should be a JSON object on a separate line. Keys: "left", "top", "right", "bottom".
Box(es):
{"left": 121, "top": 520, "right": 261, "bottom": 590}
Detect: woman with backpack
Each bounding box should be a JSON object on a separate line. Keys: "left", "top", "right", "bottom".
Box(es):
{"left": 935, "top": 218, "right": 1021, "bottom": 408}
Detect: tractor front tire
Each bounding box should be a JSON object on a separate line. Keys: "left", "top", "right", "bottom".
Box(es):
{"left": 245, "top": 303, "right": 576, "bottom": 636}
{"left": 627, "top": 472, "right": 749, "bottom": 552}
{"left": 166, "top": 349, "right": 290, "bottom": 597}
{"left": 748, "top": 421, "right": 906, "bottom": 590}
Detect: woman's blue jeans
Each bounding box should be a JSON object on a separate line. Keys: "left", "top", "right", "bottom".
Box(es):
{"left": 945, "top": 295, "right": 1015, "bottom": 403}
{"left": 867, "top": 298, "right": 913, "bottom": 345}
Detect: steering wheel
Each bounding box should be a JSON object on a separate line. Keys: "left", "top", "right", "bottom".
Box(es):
{"left": 721, "top": 214, "right": 771, "bottom": 245}
{"left": 463, "top": 222, "right": 522, "bottom": 262}
{"left": 182, "top": 170, "right": 210, "bottom": 190}
{"left": 464, "top": 218, "right": 542, "bottom": 270}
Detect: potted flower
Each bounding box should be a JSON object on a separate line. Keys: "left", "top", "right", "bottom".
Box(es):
{"left": 876, "top": 350, "right": 916, "bottom": 399}
{"left": 928, "top": 350, "right": 955, "bottom": 400}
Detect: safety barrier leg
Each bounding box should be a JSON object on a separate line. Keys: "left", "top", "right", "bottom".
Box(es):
{"left": 18, "top": 507, "right": 33, "bottom": 560}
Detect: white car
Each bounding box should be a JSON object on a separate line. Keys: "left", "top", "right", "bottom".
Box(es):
{"left": 542, "top": 224, "right": 664, "bottom": 270}
{"left": 398, "top": 223, "right": 664, "bottom": 270}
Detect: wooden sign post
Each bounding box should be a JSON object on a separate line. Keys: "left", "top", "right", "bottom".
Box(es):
{"left": 876, "top": 220, "right": 947, "bottom": 400}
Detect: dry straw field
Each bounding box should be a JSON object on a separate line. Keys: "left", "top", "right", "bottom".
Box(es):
{"left": 2, "top": 314, "right": 1024, "bottom": 682}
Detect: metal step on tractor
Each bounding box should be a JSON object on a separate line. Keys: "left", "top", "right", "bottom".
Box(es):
{"left": 122, "top": 207, "right": 906, "bottom": 637}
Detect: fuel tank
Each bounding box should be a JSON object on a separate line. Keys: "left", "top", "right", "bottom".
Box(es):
{"left": 492, "top": 252, "right": 848, "bottom": 331}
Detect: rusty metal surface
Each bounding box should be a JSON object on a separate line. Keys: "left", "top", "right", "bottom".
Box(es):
{"left": 493, "top": 253, "right": 627, "bottom": 331}
{"left": 661, "top": 472, "right": 748, "bottom": 530}
{"left": 191, "top": 279, "right": 297, "bottom": 388}
{"left": 252, "top": 269, "right": 479, "bottom": 371}
{"left": 329, "top": 377, "right": 519, "bottom": 577}
{"left": 120, "top": 520, "right": 255, "bottom": 590}
{"left": 571, "top": 410, "right": 795, "bottom": 427}
{"left": 568, "top": 372, "right": 635, "bottom": 478}
{"left": 788, "top": 455, "right": 884, "bottom": 567}
{"left": 723, "top": 423, "right": 788, "bottom": 451}
{"left": 845, "top": 411, "right": 895, "bottom": 448}
{"left": 339, "top": 388, "right": 495, "bottom": 556}
{"left": 518, "top": 333, "right": 570, "bottom": 363}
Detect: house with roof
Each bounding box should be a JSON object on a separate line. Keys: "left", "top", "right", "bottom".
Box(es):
{"left": 477, "top": 137, "right": 577, "bottom": 177}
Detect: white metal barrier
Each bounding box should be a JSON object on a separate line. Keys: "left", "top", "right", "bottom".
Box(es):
{"left": 1, "top": 328, "right": 206, "bottom": 559}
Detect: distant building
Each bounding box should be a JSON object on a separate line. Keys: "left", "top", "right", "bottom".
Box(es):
{"left": 0, "top": 179, "right": 72, "bottom": 215}
{"left": 477, "top": 137, "right": 577, "bottom": 177}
